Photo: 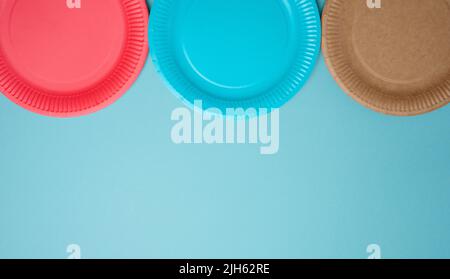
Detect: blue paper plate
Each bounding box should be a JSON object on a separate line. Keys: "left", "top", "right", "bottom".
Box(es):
{"left": 149, "top": 0, "right": 321, "bottom": 114}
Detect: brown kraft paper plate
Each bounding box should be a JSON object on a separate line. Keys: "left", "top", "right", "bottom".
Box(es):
{"left": 322, "top": 0, "right": 450, "bottom": 116}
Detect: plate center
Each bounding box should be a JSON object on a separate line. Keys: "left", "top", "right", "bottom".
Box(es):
{"left": 352, "top": 0, "right": 450, "bottom": 85}
{"left": 1, "top": 0, "right": 126, "bottom": 94}
{"left": 173, "top": 0, "right": 296, "bottom": 100}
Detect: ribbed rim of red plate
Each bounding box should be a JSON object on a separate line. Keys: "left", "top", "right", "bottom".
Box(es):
{"left": 0, "top": 0, "right": 149, "bottom": 118}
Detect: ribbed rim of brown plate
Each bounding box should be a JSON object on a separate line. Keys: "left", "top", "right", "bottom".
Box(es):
{"left": 322, "top": 0, "right": 450, "bottom": 116}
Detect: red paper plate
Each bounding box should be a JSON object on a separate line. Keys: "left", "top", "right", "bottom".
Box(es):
{"left": 0, "top": 0, "right": 148, "bottom": 117}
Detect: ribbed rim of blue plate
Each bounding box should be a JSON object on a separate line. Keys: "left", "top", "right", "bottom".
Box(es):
{"left": 149, "top": 0, "right": 322, "bottom": 114}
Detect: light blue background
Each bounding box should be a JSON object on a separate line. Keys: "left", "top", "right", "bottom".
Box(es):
{"left": 0, "top": 0, "right": 449, "bottom": 259}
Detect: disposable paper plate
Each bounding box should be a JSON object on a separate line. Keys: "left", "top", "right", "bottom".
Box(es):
{"left": 0, "top": 0, "right": 148, "bottom": 117}
{"left": 323, "top": 0, "right": 450, "bottom": 116}
{"left": 149, "top": 0, "right": 321, "bottom": 114}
